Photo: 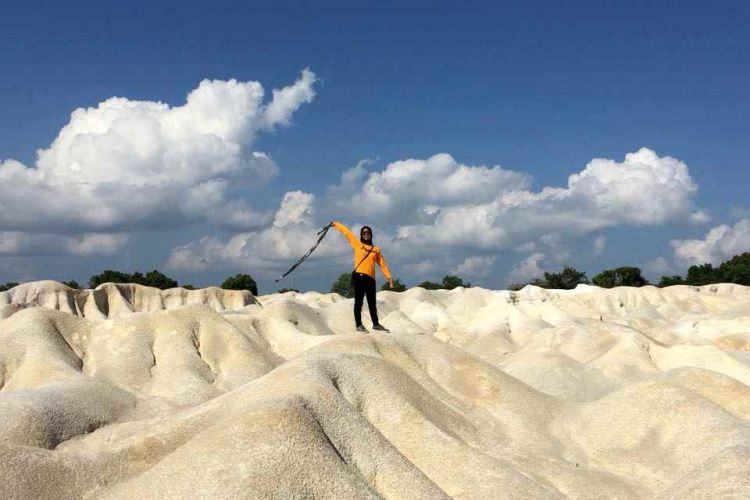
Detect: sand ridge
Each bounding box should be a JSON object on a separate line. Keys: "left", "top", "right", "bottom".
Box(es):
{"left": 1, "top": 281, "right": 749, "bottom": 498}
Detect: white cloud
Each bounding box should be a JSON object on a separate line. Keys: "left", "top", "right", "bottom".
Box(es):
{"left": 450, "top": 256, "right": 496, "bottom": 278}
{"left": 166, "top": 191, "right": 347, "bottom": 274}
{"left": 331, "top": 148, "right": 702, "bottom": 257}
{"left": 507, "top": 252, "right": 548, "bottom": 285}
{"left": 327, "top": 153, "right": 530, "bottom": 224}
{"left": 688, "top": 210, "right": 711, "bottom": 225}
{"left": 0, "top": 231, "right": 127, "bottom": 256}
{"left": 0, "top": 70, "right": 317, "bottom": 255}
{"left": 593, "top": 234, "right": 607, "bottom": 257}
{"left": 671, "top": 218, "right": 750, "bottom": 266}
{"left": 644, "top": 256, "right": 673, "bottom": 277}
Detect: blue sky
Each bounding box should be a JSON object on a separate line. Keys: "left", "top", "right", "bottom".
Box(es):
{"left": 1, "top": 0, "right": 749, "bottom": 292}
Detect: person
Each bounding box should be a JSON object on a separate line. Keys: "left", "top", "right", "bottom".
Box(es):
{"left": 331, "top": 221, "right": 394, "bottom": 333}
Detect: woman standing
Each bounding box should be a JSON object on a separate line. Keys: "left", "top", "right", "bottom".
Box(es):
{"left": 332, "top": 221, "right": 394, "bottom": 333}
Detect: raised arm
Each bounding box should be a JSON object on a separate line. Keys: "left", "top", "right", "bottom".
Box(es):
{"left": 331, "top": 221, "right": 358, "bottom": 249}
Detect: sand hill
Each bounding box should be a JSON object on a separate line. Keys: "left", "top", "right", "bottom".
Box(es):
{"left": 1, "top": 280, "right": 749, "bottom": 499}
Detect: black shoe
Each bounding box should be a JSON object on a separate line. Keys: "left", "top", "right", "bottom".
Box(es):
{"left": 356, "top": 324, "right": 369, "bottom": 333}
{"left": 372, "top": 324, "right": 389, "bottom": 332}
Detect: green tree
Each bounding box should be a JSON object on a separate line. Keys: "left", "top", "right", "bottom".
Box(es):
{"left": 62, "top": 280, "right": 81, "bottom": 289}
{"left": 277, "top": 288, "right": 299, "bottom": 294}
{"left": 0, "top": 282, "right": 19, "bottom": 292}
{"left": 330, "top": 272, "right": 353, "bottom": 298}
{"left": 417, "top": 280, "right": 442, "bottom": 290}
{"left": 719, "top": 252, "right": 750, "bottom": 285}
{"left": 658, "top": 275, "right": 685, "bottom": 287}
{"left": 507, "top": 283, "right": 526, "bottom": 291}
{"left": 221, "top": 273, "right": 259, "bottom": 296}
{"left": 182, "top": 284, "right": 196, "bottom": 290}
{"left": 535, "top": 266, "right": 589, "bottom": 290}
{"left": 441, "top": 275, "right": 470, "bottom": 290}
{"left": 89, "top": 270, "right": 131, "bottom": 288}
{"left": 685, "top": 263, "right": 722, "bottom": 286}
{"left": 142, "top": 270, "right": 178, "bottom": 289}
{"left": 592, "top": 267, "right": 649, "bottom": 288}
{"left": 381, "top": 278, "right": 407, "bottom": 292}
{"left": 89, "top": 269, "right": 178, "bottom": 290}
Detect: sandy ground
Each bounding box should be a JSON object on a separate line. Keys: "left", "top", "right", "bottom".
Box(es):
{"left": 1, "top": 280, "right": 749, "bottom": 499}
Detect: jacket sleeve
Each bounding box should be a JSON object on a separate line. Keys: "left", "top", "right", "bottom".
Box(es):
{"left": 376, "top": 250, "right": 393, "bottom": 280}
{"left": 332, "top": 221, "right": 358, "bottom": 249}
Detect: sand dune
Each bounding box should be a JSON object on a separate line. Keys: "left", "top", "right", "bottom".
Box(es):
{"left": 1, "top": 281, "right": 749, "bottom": 499}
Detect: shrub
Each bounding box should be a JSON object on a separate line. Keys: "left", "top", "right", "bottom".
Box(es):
{"left": 719, "top": 252, "right": 750, "bottom": 285}
{"left": 658, "top": 275, "right": 685, "bottom": 287}
{"left": 592, "top": 267, "right": 649, "bottom": 288}
{"left": 417, "top": 280, "right": 442, "bottom": 290}
{"left": 531, "top": 266, "right": 589, "bottom": 290}
{"left": 0, "top": 282, "right": 19, "bottom": 292}
{"left": 441, "top": 275, "right": 470, "bottom": 290}
{"left": 381, "top": 278, "right": 407, "bottom": 292}
{"left": 62, "top": 280, "right": 81, "bottom": 289}
{"left": 89, "top": 269, "right": 178, "bottom": 290}
{"left": 685, "top": 263, "right": 722, "bottom": 286}
{"left": 221, "top": 274, "right": 258, "bottom": 296}
{"left": 277, "top": 288, "right": 299, "bottom": 293}
{"left": 330, "top": 272, "right": 353, "bottom": 298}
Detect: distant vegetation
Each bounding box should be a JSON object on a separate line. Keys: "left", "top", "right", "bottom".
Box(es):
{"left": 510, "top": 266, "right": 589, "bottom": 291}
{"left": 659, "top": 252, "right": 750, "bottom": 287}
{"left": 508, "top": 252, "right": 750, "bottom": 290}
{"left": 220, "top": 274, "right": 258, "bottom": 296}
{"left": 330, "top": 272, "right": 353, "bottom": 298}
{"left": 89, "top": 270, "right": 178, "bottom": 290}
{"left": 277, "top": 288, "right": 300, "bottom": 294}
{"left": 0, "top": 282, "right": 19, "bottom": 292}
{"left": 592, "top": 267, "right": 649, "bottom": 288}
{"left": 416, "top": 275, "right": 470, "bottom": 290}
{"left": 62, "top": 280, "right": 81, "bottom": 289}
{"left": 381, "top": 278, "right": 407, "bottom": 292}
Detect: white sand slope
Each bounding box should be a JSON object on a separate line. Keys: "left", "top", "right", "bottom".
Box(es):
{"left": 1, "top": 281, "right": 749, "bottom": 499}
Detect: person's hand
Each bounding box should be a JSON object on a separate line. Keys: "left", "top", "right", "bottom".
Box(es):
{"left": 388, "top": 278, "right": 395, "bottom": 289}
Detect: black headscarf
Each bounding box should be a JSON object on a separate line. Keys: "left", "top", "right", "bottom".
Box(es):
{"left": 360, "top": 225, "right": 373, "bottom": 245}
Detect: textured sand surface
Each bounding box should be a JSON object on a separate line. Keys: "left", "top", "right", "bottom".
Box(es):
{"left": 1, "top": 280, "right": 749, "bottom": 499}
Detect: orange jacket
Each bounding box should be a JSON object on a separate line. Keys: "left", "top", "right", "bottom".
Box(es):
{"left": 332, "top": 221, "right": 392, "bottom": 280}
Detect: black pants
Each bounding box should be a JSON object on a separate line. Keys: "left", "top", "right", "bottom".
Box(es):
{"left": 352, "top": 272, "right": 378, "bottom": 326}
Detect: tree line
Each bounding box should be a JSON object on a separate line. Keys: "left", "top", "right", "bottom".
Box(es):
{"left": 508, "top": 251, "right": 750, "bottom": 290}
{"left": 1, "top": 252, "right": 748, "bottom": 296}
{"left": 0, "top": 271, "right": 258, "bottom": 295}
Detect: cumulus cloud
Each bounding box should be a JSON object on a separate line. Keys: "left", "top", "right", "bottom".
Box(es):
{"left": 0, "top": 231, "right": 127, "bottom": 256}
{"left": 671, "top": 219, "right": 750, "bottom": 266}
{"left": 450, "top": 256, "right": 496, "bottom": 278}
{"left": 0, "top": 69, "right": 317, "bottom": 255}
{"left": 327, "top": 153, "right": 530, "bottom": 224}
{"left": 331, "top": 148, "right": 702, "bottom": 258}
{"left": 507, "top": 252, "right": 548, "bottom": 285}
{"left": 644, "top": 257, "right": 673, "bottom": 277}
{"left": 166, "top": 191, "right": 348, "bottom": 274}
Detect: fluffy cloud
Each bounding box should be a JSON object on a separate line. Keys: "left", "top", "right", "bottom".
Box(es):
{"left": 450, "top": 256, "right": 496, "bottom": 278}
{"left": 671, "top": 219, "right": 750, "bottom": 266}
{"left": 0, "top": 231, "right": 127, "bottom": 256}
{"left": 507, "top": 252, "right": 548, "bottom": 285}
{"left": 0, "top": 70, "right": 317, "bottom": 253}
{"left": 333, "top": 148, "right": 701, "bottom": 257}
{"left": 169, "top": 148, "right": 704, "bottom": 285}
{"left": 328, "top": 153, "right": 530, "bottom": 224}
{"left": 166, "top": 191, "right": 349, "bottom": 274}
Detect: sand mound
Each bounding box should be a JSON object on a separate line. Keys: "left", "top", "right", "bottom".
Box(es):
{"left": 1, "top": 281, "right": 749, "bottom": 498}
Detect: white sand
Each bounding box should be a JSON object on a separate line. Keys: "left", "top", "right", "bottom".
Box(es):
{"left": 1, "top": 281, "right": 749, "bottom": 499}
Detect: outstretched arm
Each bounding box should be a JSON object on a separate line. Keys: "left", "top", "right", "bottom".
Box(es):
{"left": 331, "top": 221, "right": 358, "bottom": 249}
